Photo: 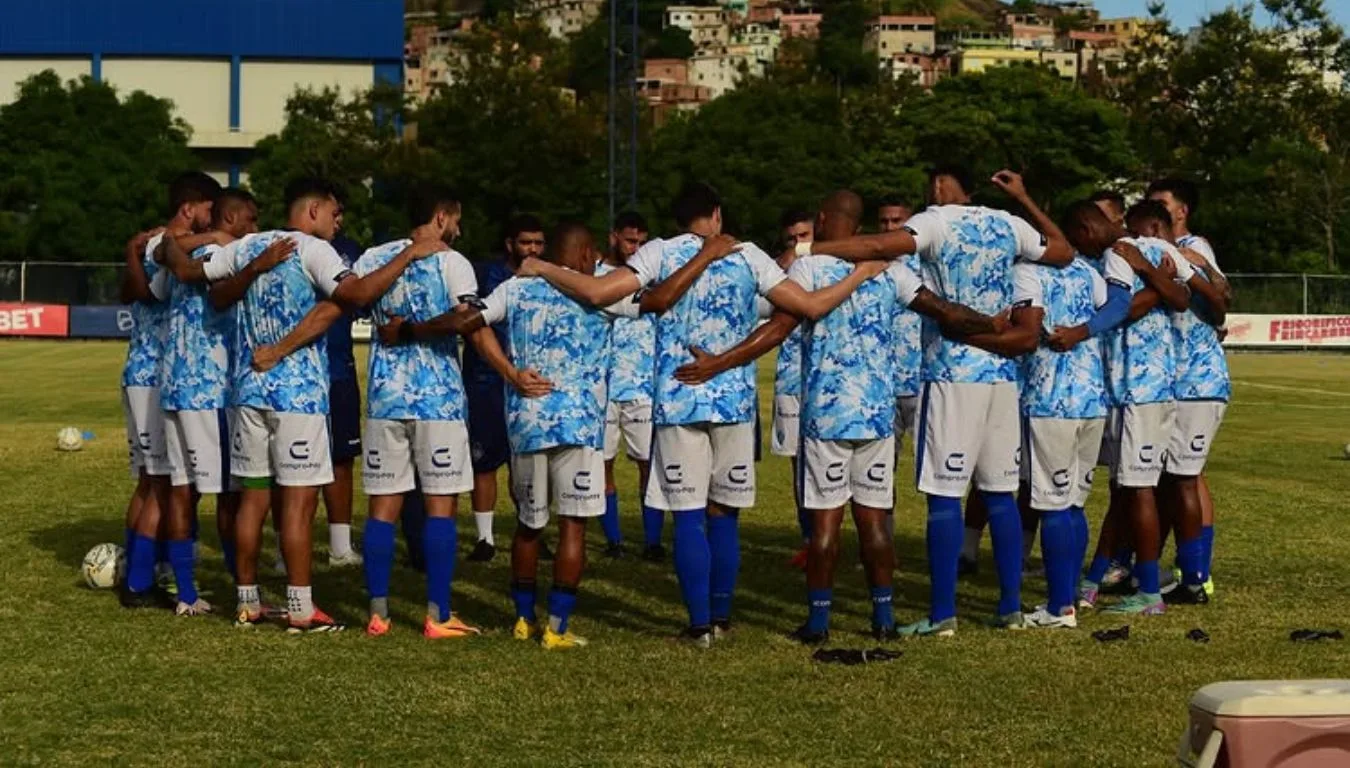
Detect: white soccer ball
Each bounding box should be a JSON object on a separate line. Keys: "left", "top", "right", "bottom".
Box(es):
{"left": 82, "top": 543, "right": 125, "bottom": 589}
{"left": 56, "top": 426, "right": 84, "bottom": 452}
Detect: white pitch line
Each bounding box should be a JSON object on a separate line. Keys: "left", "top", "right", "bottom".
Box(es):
{"left": 1234, "top": 380, "right": 1350, "bottom": 398}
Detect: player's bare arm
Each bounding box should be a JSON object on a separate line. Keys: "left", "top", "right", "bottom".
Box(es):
{"left": 1116, "top": 241, "right": 1190, "bottom": 311}
{"left": 674, "top": 310, "right": 799, "bottom": 385}
{"left": 207, "top": 238, "right": 297, "bottom": 310}
{"left": 909, "top": 287, "right": 1008, "bottom": 338}
{"left": 159, "top": 229, "right": 238, "bottom": 284}
{"left": 466, "top": 325, "right": 553, "bottom": 398}
{"left": 517, "top": 256, "right": 640, "bottom": 307}
{"left": 119, "top": 228, "right": 162, "bottom": 304}
{"left": 251, "top": 300, "right": 344, "bottom": 372}
{"left": 990, "top": 169, "right": 1074, "bottom": 266}
{"left": 787, "top": 230, "right": 917, "bottom": 264}
{"left": 766, "top": 260, "right": 889, "bottom": 320}
{"left": 637, "top": 234, "right": 740, "bottom": 313}
{"left": 331, "top": 238, "right": 445, "bottom": 310}
{"left": 953, "top": 305, "right": 1042, "bottom": 358}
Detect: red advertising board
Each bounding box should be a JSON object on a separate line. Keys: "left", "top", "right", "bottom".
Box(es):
{"left": 0, "top": 303, "right": 70, "bottom": 337}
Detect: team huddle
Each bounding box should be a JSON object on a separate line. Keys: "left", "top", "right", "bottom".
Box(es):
{"left": 114, "top": 166, "right": 1230, "bottom": 648}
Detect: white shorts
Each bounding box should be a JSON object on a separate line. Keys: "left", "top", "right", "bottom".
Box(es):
{"left": 362, "top": 418, "right": 473, "bottom": 496}
{"left": 603, "top": 399, "right": 652, "bottom": 461}
{"left": 1022, "top": 417, "right": 1107, "bottom": 511}
{"left": 511, "top": 446, "right": 606, "bottom": 528}
{"left": 800, "top": 436, "right": 895, "bottom": 510}
{"left": 164, "top": 408, "right": 237, "bottom": 493}
{"left": 916, "top": 381, "right": 1021, "bottom": 497}
{"left": 647, "top": 422, "right": 756, "bottom": 511}
{"left": 1103, "top": 402, "right": 1176, "bottom": 488}
{"left": 230, "top": 406, "right": 334, "bottom": 487}
{"left": 1164, "top": 401, "right": 1227, "bottom": 477}
{"left": 122, "top": 386, "right": 170, "bottom": 478}
{"left": 770, "top": 395, "right": 801, "bottom": 457}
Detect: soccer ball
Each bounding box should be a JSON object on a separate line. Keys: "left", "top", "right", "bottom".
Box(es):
{"left": 56, "top": 426, "right": 83, "bottom": 452}
{"left": 82, "top": 543, "right": 125, "bottom": 589}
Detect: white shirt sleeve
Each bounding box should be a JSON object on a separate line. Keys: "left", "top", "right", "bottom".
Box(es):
{"left": 885, "top": 260, "right": 924, "bottom": 307}
{"left": 1162, "top": 242, "right": 1196, "bottom": 284}
{"left": 602, "top": 292, "right": 642, "bottom": 319}
{"left": 1008, "top": 214, "right": 1049, "bottom": 262}
{"left": 441, "top": 251, "right": 480, "bottom": 304}
{"left": 479, "top": 281, "right": 511, "bottom": 325}
{"left": 786, "top": 255, "right": 814, "bottom": 289}
{"left": 1011, "top": 262, "right": 1044, "bottom": 308}
{"left": 1100, "top": 247, "right": 1134, "bottom": 289}
{"left": 1089, "top": 268, "right": 1109, "bottom": 308}
{"left": 624, "top": 238, "right": 664, "bottom": 289}
{"left": 149, "top": 267, "right": 171, "bottom": 301}
{"left": 301, "top": 238, "right": 354, "bottom": 298}
{"left": 1183, "top": 236, "right": 1222, "bottom": 275}
{"left": 740, "top": 243, "right": 788, "bottom": 296}
{"left": 901, "top": 209, "right": 945, "bottom": 257}
{"left": 201, "top": 238, "right": 240, "bottom": 282}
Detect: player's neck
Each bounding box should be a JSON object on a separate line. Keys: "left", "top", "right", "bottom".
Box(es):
{"left": 686, "top": 220, "right": 718, "bottom": 238}
{"left": 1174, "top": 223, "right": 1194, "bottom": 239}
{"left": 285, "top": 218, "right": 315, "bottom": 237}
{"left": 602, "top": 251, "right": 625, "bottom": 267}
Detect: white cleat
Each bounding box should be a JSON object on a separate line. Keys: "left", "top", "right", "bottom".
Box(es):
{"left": 1025, "top": 605, "right": 1078, "bottom": 629}
{"left": 329, "top": 551, "right": 364, "bottom": 568}
{"left": 175, "top": 598, "right": 214, "bottom": 617}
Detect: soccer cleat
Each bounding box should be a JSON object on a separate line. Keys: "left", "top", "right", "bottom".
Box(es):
{"left": 871, "top": 625, "right": 901, "bottom": 642}
{"left": 329, "top": 550, "right": 363, "bottom": 568}
{"left": 286, "top": 608, "right": 346, "bottom": 634}
{"left": 234, "top": 607, "right": 267, "bottom": 629}
{"left": 1163, "top": 584, "right": 1210, "bottom": 606}
{"left": 787, "top": 624, "right": 829, "bottom": 645}
{"left": 676, "top": 626, "right": 713, "bottom": 649}
{"left": 957, "top": 555, "right": 979, "bottom": 577}
{"left": 1102, "top": 592, "right": 1165, "bottom": 616}
{"left": 119, "top": 585, "right": 167, "bottom": 610}
{"left": 712, "top": 619, "right": 734, "bottom": 640}
{"left": 365, "top": 614, "right": 392, "bottom": 637}
{"left": 640, "top": 544, "right": 667, "bottom": 562}
{"left": 898, "top": 617, "right": 957, "bottom": 638}
{"left": 787, "top": 548, "right": 808, "bottom": 570}
{"left": 542, "top": 628, "right": 589, "bottom": 650}
{"left": 261, "top": 602, "right": 289, "bottom": 621}
{"left": 1025, "top": 606, "right": 1078, "bottom": 629}
{"left": 1077, "top": 580, "right": 1099, "bottom": 611}
{"left": 466, "top": 540, "right": 496, "bottom": 563}
{"left": 512, "top": 618, "right": 539, "bottom": 641}
{"left": 1203, "top": 577, "right": 1215, "bottom": 597}
{"left": 603, "top": 542, "right": 626, "bottom": 559}
{"left": 174, "top": 598, "right": 213, "bottom": 617}
{"left": 1101, "top": 563, "right": 1131, "bottom": 593}
{"left": 423, "top": 614, "right": 481, "bottom": 639}
{"left": 991, "top": 611, "right": 1028, "bottom": 630}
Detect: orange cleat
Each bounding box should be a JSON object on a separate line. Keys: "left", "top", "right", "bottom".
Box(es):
{"left": 286, "top": 607, "right": 346, "bottom": 634}
{"left": 423, "top": 614, "right": 482, "bottom": 639}
{"left": 366, "top": 614, "right": 392, "bottom": 637}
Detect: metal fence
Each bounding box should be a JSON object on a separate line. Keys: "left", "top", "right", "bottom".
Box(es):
{"left": 1, "top": 262, "right": 1348, "bottom": 314}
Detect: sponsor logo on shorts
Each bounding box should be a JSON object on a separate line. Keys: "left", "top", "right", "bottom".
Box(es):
{"left": 1138, "top": 444, "right": 1156, "bottom": 465}
{"left": 1084, "top": 468, "right": 1096, "bottom": 486}
{"left": 945, "top": 452, "right": 966, "bottom": 473}
{"left": 1189, "top": 434, "right": 1207, "bottom": 453}
{"left": 366, "top": 449, "right": 382, "bottom": 470}
{"left": 825, "top": 461, "right": 845, "bottom": 484}
{"left": 663, "top": 463, "right": 684, "bottom": 485}
{"left": 232, "top": 429, "right": 244, "bottom": 454}
{"left": 1052, "top": 469, "right": 1071, "bottom": 489}
{"left": 188, "top": 449, "right": 198, "bottom": 469}
{"left": 866, "top": 463, "right": 887, "bottom": 483}
{"left": 727, "top": 464, "right": 750, "bottom": 485}
{"left": 289, "top": 440, "right": 312, "bottom": 461}
{"left": 1014, "top": 447, "right": 1022, "bottom": 467}
{"left": 138, "top": 431, "right": 152, "bottom": 450}
{"left": 431, "top": 446, "right": 453, "bottom": 468}
{"left": 573, "top": 471, "right": 593, "bottom": 492}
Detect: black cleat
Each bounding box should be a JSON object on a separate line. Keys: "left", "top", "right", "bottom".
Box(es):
{"left": 539, "top": 541, "right": 554, "bottom": 561}
{"left": 119, "top": 585, "right": 166, "bottom": 610}
{"left": 603, "top": 542, "right": 626, "bottom": 559}
{"left": 677, "top": 625, "right": 713, "bottom": 649}
{"left": 788, "top": 623, "right": 829, "bottom": 646}
{"left": 466, "top": 540, "right": 496, "bottom": 563}
{"left": 871, "top": 625, "right": 902, "bottom": 642}
{"left": 1163, "top": 584, "right": 1210, "bottom": 606}
{"left": 958, "top": 556, "right": 978, "bottom": 577}
{"left": 641, "top": 544, "right": 667, "bottom": 562}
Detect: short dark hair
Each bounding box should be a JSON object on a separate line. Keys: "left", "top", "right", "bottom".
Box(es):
{"left": 671, "top": 182, "right": 721, "bottom": 229}
{"left": 167, "top": 171, "right": 221, "bottom": 213}
{"left": 613, "top": 210, "right": 648, "bottom": 233}
{"left": 1088, "top": 189, "right": 1125, "bottom": 209}
{"left": 779, "top": 208, "right": 812, "bottom": 229}
{"left": 284, "top": 176, "right": 341, "bottom": 211}
{"left": 1126, "top": 199, "right": 1173, "bottom": 229}
{"left": 212, "top": 188, "right": 255, "bottom": 224}
{"left": 1060, "top": 199, "right": 1109, "bottom": 235}
{"left": 927, "top": 164, "right": 974, "bottom": 195}
{"left": 877, "top": 194, "right": 911, "bottom": 210}
{"left": 1146, "top": 177, "right": 1199, "bottom": 213}
{"left": 505, "top": 213, "right": 545, "bottom": 241}
{"left": 406, "top": 185, "right": 461, "bottom": 227}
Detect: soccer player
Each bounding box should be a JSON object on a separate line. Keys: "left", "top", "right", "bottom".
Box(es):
{"left": 775, "top": 208, "right": 815, "bottom": 570}
{"left": 118, "top": 170, "right": 221, "bottom": 609}
{"left": 461, "top": 215, "right": 547, "bottom": 562}
{"left": 876, "top": 195, "right": 913, "bottom": 234}
{"left": 1052, "top": 201, "right": 1195, "bottom": 615}
{"left": 1090, "top": 190, "right": 1126, "bottom": 229}
{"left": 791, "top": 167, "right": 1074, "bottom": 636}
{"left": 596, "top": 211, "right": 657, "bottom": 559}
{"left": 322, "top": 209, "right": 365, "bottom": 568}
{"left": 517, "top": 182, "right": 894, "bottom": 647}
{"left": 671, "top": 190, "right": 1008, "bottom": 642}
{"left": 878, "top": 197, "right": 920, "bottom": 549}
{"left": 202, "top": 177, "right": 442, "bottom": 632}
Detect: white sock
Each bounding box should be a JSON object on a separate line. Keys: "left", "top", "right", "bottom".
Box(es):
{"left": 961, "top": 527, "right": 982, "bottom": 561}
{"left": 474, "top": 511, "right": 495, "bottom": 545}
{"left": 329, "top": 523, "right": 352, "bottom": 557}
{"left": 1022, "top": 530, "right": 1036, "bottom": 560}
{"left": 287, "top": 585, "right": 314, "bottom": 622}
{"left": 237, "top": 584, "right": 260, "bottom": 610}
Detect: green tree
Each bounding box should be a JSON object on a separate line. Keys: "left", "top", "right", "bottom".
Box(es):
{"left": 0, "top": 71, "right": 197, "bottom": 262}
{"left": 814, "top": 0, "right": 880, "bottom": 90}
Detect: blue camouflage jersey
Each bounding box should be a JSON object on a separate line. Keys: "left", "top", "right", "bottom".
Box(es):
{"left": 122, "top": 233, "right": 169, "bottom": 388}
{"left": 891, "top": 254, "right": 923, "bottom": 399}
{"left": 204, "top": 231, "right": 351, "bottom": 414}
{"left": 596, "top": 262, "right": 655, "bottom": 403}
{"left": 627, "top": 234, "right": 787, "bottom": 426}
{"left": 355, "top": 239, "right": 478, "bottom": 421}
{"left": 1171, "top": 272, "right": 1231, "bottom": 402}
{"left": 791, "top": 257, "right": 921, "bottom": 440}
{"left": 482, "top": 275, "right": 632, "bottom": 453}
{"left": 1014, "top": 259, "right": 1109, "bottom": 420}
{"left": 157, "top": 243, "right": 234, "bottom": 411}
{"left": 1096, "top": 237, "right": 1188, "bottom": 407}
{"left": 906, "top": 205, "right": 1047, "bottom": 384}
{"left": 773, "top": 326, "right": 803, "bottom": 398}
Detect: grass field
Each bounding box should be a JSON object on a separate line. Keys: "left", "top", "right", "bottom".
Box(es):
{"left": 2, "top": 341, "right": 1349, "bottom": 766}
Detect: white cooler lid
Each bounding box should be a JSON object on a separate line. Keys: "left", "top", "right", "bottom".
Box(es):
{"left": 1192, "top": 680, "right": 1350, "bottom": 717}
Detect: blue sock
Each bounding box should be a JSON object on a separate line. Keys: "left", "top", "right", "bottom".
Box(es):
{"left": 671, "top": 509, "right": 712, "bottom": 628}
{"left": 925, "top": 495, "right": 963, "bottom": 623}
{"left": 708, "top": 512, "right": 740, "bottom": 622}
{"left": 806, "top": 588, "right": 832, "bottom": 633}
{"left": 871, "top": 586, "right": 894, "bottom": 630}
{"left": 601, "top": 491, "right": 622, "bottom": 545}
{"left": 424, "top": 517, "right": 456, "bottom": 622}
{"left": 1135, "top": 559, "right": 1160, "bottom": 595}
{"left": 127, "top": 533, "right": 156, "bottom": 593}
{"left": 983, "top": 491, "right": 1023, "bottom": 616}
{"left": 221, "top": 538, "right": 237, "bottom": 581}
{"left": 1068, "top": 505, "right": 1089, "bottom": 580}
{"left": 363, "top": 519, "right": 397, "bottom": 601}
{"left": 512, "top": 580, "right": 538, "bottom": 621}
{"left": 642, "top": 506, "right": 664, "bottom": 547}
{"left": 1177, "top": 535, "right": 1205, "bottom": 586}
{"left": 547, "top": 586, "right": 578, "bottom": 634}
{"left": 796, "top": 505, "right": 811, "bottom": 542}
{"left": 167, "top": 539, "right": 197, "bottom": 604}
{"left": 1039, "top": 509, "right": 1075, "bottom": 615}
{"left": 1200, "top": 525, "right": 1214, "bottom": 582}
{"left": 1086, "top": 554, "right": 1112, "bottom": 584}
